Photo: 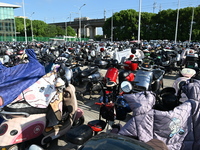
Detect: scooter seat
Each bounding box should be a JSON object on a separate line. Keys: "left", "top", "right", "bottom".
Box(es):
{"left": 87, "top": 120, "right": 107, "bottom": 132}
{"left": 66, "top": 124, "right": 93, "bottom": 145}
{"left": 80, "top": 67, "right": 98, "bottom": 77}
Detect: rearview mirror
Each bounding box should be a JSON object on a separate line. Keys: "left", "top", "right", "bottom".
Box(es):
{"left": 121, "top": 81, "right": 132, "bottom": 93}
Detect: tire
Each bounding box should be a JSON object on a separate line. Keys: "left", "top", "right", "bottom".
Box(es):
{"left": 72, "top": 115, "right": 85, "bottom": 129}
{"left": 2, "top": 143, "right": 26, "bottom": 150}
{"left": 92, "top": 83, "right": 103, "bottom": 94}
{"left": 4, "top": 145, "right": 19, "bottom": 150}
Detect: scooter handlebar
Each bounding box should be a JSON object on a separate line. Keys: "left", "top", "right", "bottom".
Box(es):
{"left": 95, "top": 102, "right": 114, "bottom": 107}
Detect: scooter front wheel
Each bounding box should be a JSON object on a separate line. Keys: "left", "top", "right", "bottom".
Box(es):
{"left": 1, "top": 143, "right": 25, "bottom": 150}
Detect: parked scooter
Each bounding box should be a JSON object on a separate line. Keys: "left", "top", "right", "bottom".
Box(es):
{"left": 181, "top": 48, "right": 199, "bottom": 74}
{"left": 29, "top": 132, "right": 167, "bottom": 150}
{"left": 99, "top": 59, "right": 135, "bottom": 104}
{"left": 0, "top": 49, "right": 84, "bottom": 150}
{"left": 38, "top": 48, "right": 103, "bottom": 101}
{"left": 122, "top": 63, "right": 165, "bottom": 94}
{"left": 155, "top": 48, "right": 180, "bottom": 74}
{"left": 123, "top": 47, "right": 144, "bottom": 72}
{"left": 118, "top": 69, "right": 200, "bottom": 150}
{"left": 173, "top": 68, "right": 197, "bottom": 102}
{"left": 71, "top": 62, "right": 102, "bottom": 100}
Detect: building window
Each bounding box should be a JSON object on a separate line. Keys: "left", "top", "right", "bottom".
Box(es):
{"left": 0, "top": 6, "right": 15, "bottom": 38}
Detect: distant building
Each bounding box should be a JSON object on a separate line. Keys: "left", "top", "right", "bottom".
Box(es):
{"left": 0, "top": 2, "right": 21, "bottom": 41}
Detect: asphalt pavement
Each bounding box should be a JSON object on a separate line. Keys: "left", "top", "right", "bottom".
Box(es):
{"left": 47, "top": 69, "right": 179, "bottom": 150}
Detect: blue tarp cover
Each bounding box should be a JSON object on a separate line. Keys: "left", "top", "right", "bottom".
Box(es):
{"left": 0, "top": 49, "right": 45, "bottom": 108}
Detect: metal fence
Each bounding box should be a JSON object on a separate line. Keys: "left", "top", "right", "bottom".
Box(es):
{"left": 0, "top": 36, "right": 89, "bottom": 42}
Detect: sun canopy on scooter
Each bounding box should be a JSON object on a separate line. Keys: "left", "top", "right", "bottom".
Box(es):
{"left": 0, "top": 49, "right": 45, "bottom": 108}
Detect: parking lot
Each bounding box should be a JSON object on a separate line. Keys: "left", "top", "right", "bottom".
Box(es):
{"left": 47, "top": 69, "right": 179, "bottom": 150}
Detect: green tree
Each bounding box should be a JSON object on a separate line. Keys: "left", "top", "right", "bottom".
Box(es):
{"left": 15, "top": 17, "right": 66, "bottom": 37}
{"left": 103, "top": 6, "right": 200, "bottom": 41}
{"left": 44, "top": 25, "right": 57, "bottom": 37}
{"left": 15, "top": 18, "right": 25, "bottom": 36}
{"left": 94, "top": 35, "right": 104, "bottom": 41}
{"left": 56, "top": 26, "right": 65, "bottom": 36}
{"left": 140, "top": 12, "right": 156, "bottom": 41}
{"left": 66, "top": 26, "right": 76, "bottom": 36}
{"left": 103, "top": 9, "right": 138, "bottom": 41}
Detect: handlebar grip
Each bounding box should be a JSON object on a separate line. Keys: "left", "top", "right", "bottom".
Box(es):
{"left": 95, "top": 102, "right": 114, "bottom": 107}
{"left": 95, "top": 102, "right": 103, "bottom": 106}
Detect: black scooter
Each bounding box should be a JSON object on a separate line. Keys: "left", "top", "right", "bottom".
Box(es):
{"left": 71, "top": 63, "right": 102, "bottom": 100}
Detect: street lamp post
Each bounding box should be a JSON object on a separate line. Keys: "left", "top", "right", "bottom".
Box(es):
{"left": 65, "top": 17, "right": 70, "bottom": 42}
{"left": 22, "top": 0, "right": 27, "bottom": 44}
{"left": 111, "top": 11, "right": 113, "bottom": 42}
{"left": 189, "top": 7, "right": 195, "bottom": 43}
{"left": 138, "top": 0, "right": 142, "bottom": 44}
{"left": 30, "top": 12, "right": 34, "bottom": 41}
{"left": 175, "top": 0, "right": 180, "bottom": 44}
{"left": 79, "top": 4, "right": 86, "bottom": 42}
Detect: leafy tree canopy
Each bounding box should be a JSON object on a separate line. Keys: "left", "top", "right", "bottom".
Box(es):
{"left": 103, "top": 6, "right": 200, "bottom": 41}
{"left": 15, "top": 17, "right": 76, "bottom": 37}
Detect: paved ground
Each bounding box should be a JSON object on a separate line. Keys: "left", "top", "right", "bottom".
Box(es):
{"left": 47, "top": 69, "right": 179, "bottom": 150}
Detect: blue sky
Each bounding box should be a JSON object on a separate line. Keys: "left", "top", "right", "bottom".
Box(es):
{"left": 3, "top": 0, "right": 199, "bottom": 34}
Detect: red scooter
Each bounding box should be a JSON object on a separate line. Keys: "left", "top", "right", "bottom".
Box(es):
{"left": 99, "top": 59, "right": 135, "bottom": 104}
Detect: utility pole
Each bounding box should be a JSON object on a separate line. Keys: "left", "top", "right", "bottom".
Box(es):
{"left": 65, "top": 17, "right": 70, "bottom": 41}
{"left": 189, "top": 7, "right": 195, "bottom": 43}
{"left": 30, "top": 12, "right": 34, "bottom": 41}
{"left": 104, "top": 9, "right": 106, "bottom": 39}
{"left": 159, "top": 4, "right": 162, "bottom": 12}
{"left": 22, "top": 0, "right": 27, "bottom": 44}
{"left": 175, "top": 0, "right": 180, "bottom": 44}
{"left": 111, "top": 11, "right": 113, "bottom": 42}
{"left": 104, "top": 9, "right": 106, "bottom": 21}
{"left": 153, "top": 1, "right": 157, "bottom": 13}
{"left": 138, "top": 0, "right": 142, "bottom": 43}
{"left": 79, "top": 4, "right": 86, "bottom": 42}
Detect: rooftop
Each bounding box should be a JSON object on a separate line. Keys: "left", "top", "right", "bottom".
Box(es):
{"left": 0, "top": 2, "right": 21, "bottom": 8}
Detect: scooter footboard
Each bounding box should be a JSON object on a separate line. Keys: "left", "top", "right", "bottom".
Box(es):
{"left": 41, "top": 117, "right": 73, "bottom": 145}
{"left": 0, "top": 113, "right": 46, "bottom": 146}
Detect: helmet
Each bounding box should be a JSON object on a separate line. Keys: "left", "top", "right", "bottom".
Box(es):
{"left": 17, "top": 50, "right": 24, "bottom": 55}
{"left": 129, "top": 55, "right": 134, "bottom": 59}
{"left": 68, "top": 48, "right": 75, "bottom": 53}
{"left": 100, "top": 48, "right": 104, "bottom": 52}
